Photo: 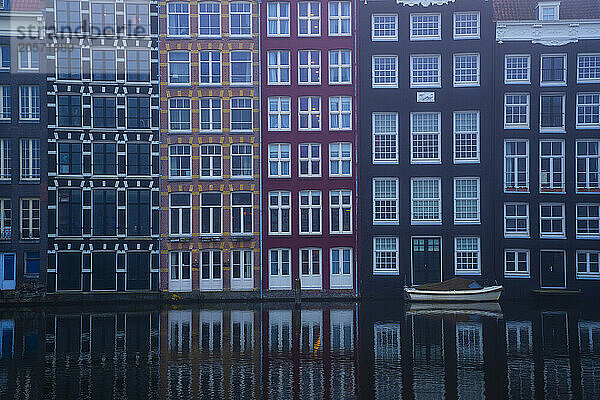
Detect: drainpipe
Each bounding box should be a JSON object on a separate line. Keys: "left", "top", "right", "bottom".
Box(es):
{"left": 257, "top": 0, "right": 263, "bottom": 300}
{"left": 353, "top": 0, "right": 359, "bottom": 298}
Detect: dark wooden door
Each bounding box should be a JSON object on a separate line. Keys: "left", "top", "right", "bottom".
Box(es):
{"left": 540, "top": 251, "right": 566, "bottom": 288}
{"left": 412, "top": 238, "right": 441, "bottom": 285}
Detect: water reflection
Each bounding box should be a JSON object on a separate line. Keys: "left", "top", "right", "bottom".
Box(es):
{"left": 0, "top": 302, "right": 600, "bottom": 399}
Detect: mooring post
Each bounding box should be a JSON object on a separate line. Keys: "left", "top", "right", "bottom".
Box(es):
{"left": 295, "top": 278, "right": 301, "bottom": 305}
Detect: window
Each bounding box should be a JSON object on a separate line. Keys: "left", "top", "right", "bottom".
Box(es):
{"left": 541, "top": 55, "right": 566, "bottom": 84}
{"left": 300, "top": 248, "right": 322, "bottom": 284}
{"left": 329, "top": 96, "right": 351, "bottom": 130}
{"left": 199, "top": 51, "right": 221, "bottom": 85}
{"left": 267, "top": 50, "right": 290, "bottom": 85}
{"left": 126, "top": 50, "right": 150, "bottom": 82}
{"left": 410, "top": 13, "right": 440, "bottom": 40}
{"left": 231, "top": 144, "right": 252, "bottom": 179}
{"left": 231, "top": 249, "right": 253, "bottom": 282}
{"left": 411, "top": 55, "right": 441, "bottom": 88}
{"left": 298, "top": 50, "right": 320, "bottom": 85}
{"left": 298, "top": 1, "right": 320, "bottom": 36}
{"left": 372, "top": 112, "right": 398, "bottom": 163}
{"left": 230, "top": 1, "right": 252, "bottom": 36}
{"left": 58, "top": 95, "right": 82, "bottom": 127}
{"left": 298, "top": 96, "right": 321, "bottom": 130}
{"left": 18, "top": 46, "right": 39, "bottom": 71}
{"left": 328, "top": 1, "right": 350, "bottom": 36}
{"left": 200, "top": 144, "right": 222, "bottom": 179}
{"left": 329, "top": 142, "right": 351, "bottom": 177}
{"left": 371, "top": 14, "right": 398, "bottom": 41}
{"left": 58, "top": 142, "right": 82, "bottom": 175}
{"left": 454, "top": 11, "right": 479, "bottom": 39}
{"left": 373, "top": 237, "right": 399, "bottom": 275}
{"left": 127, "top": 190, "right": 150, "bottom": 236}
{"left": 199, "top": 97, "right": 222, "bottom": 132}
{"left": 454, "top": 178, "right": 480, "bottom": 224}
{"left": 169, "top": 98, "right": 191, "bottom": 131}
{"left": 540, "top": 203, "right": 565, "bottom": 238}
{"left": 93, "top": 142, "right": 116, "bottom": 175}
{"left": 505, "top": 55, "right": 530, "bottom": 83}
{"left": 20, "top": 139, "right": 40, "bottom": 180}
{"left": 167, "top": 2, "right": 190, "bottom": 36}
{"left": 92, "top": 50, "right": 116, "bottom": 81}
{"left": 411, "top": 177, "right": 441, "bottom": 224}
{"left": 298, "top": 143, "right": 321, "bottom": 177}
{"left": 330, "top": 190, "right": 352, "bottom": 234}
{"left": 230, "top": 50, "right": 252, "bottom": 85}
{"left": 0, "top": 198, "right": 10, "bottom": 240}
{"left": 168, "top": 51, "right": 190, "bottom": 85}
{"left": 0, "top": 140, "right": 9, "bottom": 180}
{"left": 19, "top": 86, "right": 40, "bottom": 121}
{"left": 329, "top": 50, "right": 351, "bottom": 84}
{"left": 576, "top": 204, "right": 600, "bottom": 238}
{"left": 454, "top": 111, "right": 479, "bottom": 163}
{"left": 504, "top": 203, "right": 529, "bottom": 237}
{"left": 577, "top": 93, "right": 600, "bottom": 128}
{"left": 56, "top": 0, "right": 80, "bottom": 32}
{"left": 373, "top": 178, "right": 398, "bottom": 224}
{"left": 299, "top": 190, "right": 321, "bottom": 235}
{"left": 92, "top": 189, "right": 116, "bottom": 236}
{"left": 169, "top": 144, "right": 191, "bottom": 179}
{"left": 91, "top": 2, "right": 115, "bottom": 35}
{"left": 330, "top": 248, "right": 352, "bottom": 286}
{"left": 269, "top": 191, "right": 291, "bottom": 235}
{"left": 577, "top": 251, "right": 600, "bottom": 279}
{"left": 58, "top": 189, "right": 82, "bottom": 236}
{"left": 538, "top": 3, "right": 559, "bottom": 21}
{"left": 126, "top": 3, "right": 150, "bottom": 36}
{"left": 127, "top": 143, "right": 150, "bottom": 175}
{"left": 25, "top": 252, "right": 40, "bottom": 275}
{"left": 198, "top": 2, "right": 221, "bottom": 37}
{"left": 267, "top": 2, "right": 290, "bottom": 36}
{"left": 92, "top": 97, "right": 116, "bottom": 128}
{"left": 454, "top": 54, "right": 479, "bottom": 86}
{"left": 540, "top": 140, "right": 564, "bottom": 192}
{"left": 0, "top": 45, "right": 8, "bottom": 70}
{"left": 411, "top": 112, "right": 440, "bottom": 163}
{"left": 231, "top": 192, "right": 252, "bottom": 235}
{"left": 540, "top": 94, "right": 565, "bottom": 131}
{"left": 505, "top": 250, "right": 530, "bottom": 277}
{"left": 127, "top": 97, "right": 150, "bottom": 129}
{"left": 269, "top": 249, "right": 291, "bottom": 280}
{"left": 576, "top": 140, "right": 600, "bottom": 192}
{"left": 268, "top": 96, "right": 290, "bottom": 131}
{"left": 0, "top": 86, "right": 10, "bottom": 120}
{"left": 503, "top": 93, "right": 530, "bottom": 129}
{"left": 20, "top": 198, "right": 39, "bottom": 239}
{"left": 455, "top": 237, "right": 480, "bottom": 274}
{"left": 170, "top": 193, "right": 191, "bottom": 236}
{"left": 230, "top": 97, "right": 252, "bottom": 132}
{"left": 504, "top": 140, "right": 529, "bottom": 192}
{"left": 372, "top": 56, "right": 397, "bottom": 88}
{"left": 268, "top": 144, "right": 290, "bottom": 177}
{"left": 578, "top": 54, "right": 600, "bottom": 83}
{"left": 200, "top": 192, "right": 222, "bottom": 236}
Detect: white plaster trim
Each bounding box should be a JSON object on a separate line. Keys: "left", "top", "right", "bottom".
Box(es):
{"left": 396, "top": 0, "right": 456, "bottom": 6}
{"left": 496, "top": 20, "right": 600, "bottom": 46}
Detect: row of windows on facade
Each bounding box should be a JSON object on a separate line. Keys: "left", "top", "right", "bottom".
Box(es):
{"left": 0, "top": 198, "right": 40, "bottom": 241}
{"left": 370, "top": 53, "right": 600, "bottom": 89}
{"left": 0, "top": 139, "right": 41, "bottom": 181}
{"left": 166, "top": 1, "right": 352, "bottom": 38}
{"left": 370, "top": 236, "right": 600, "bottom": 279}
{"left": 54, "top": 1, "right": 150, "bottom": 35}
{"left": 0, "top": 252, "right": 40, "bottom": 277}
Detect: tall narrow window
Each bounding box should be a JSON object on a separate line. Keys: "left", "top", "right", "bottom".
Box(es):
{"left": 576, "top": 93, "right": 600, "bottom": 128}
{"left": 200, "top": 144, "right": 222, "bottom": 179}
{"left": 372, "top": 55, "right": 397, "bottom": 88}
{"left": 504, "top": 94, "right": 530, "bottom": 128}
{"left": 230, "top": 51, "right": 252, "bottom": 85}
{"left": 20, "top": 139, "right": 40, "bottom": 180}
{"left": 126, "top": 3, "right": 150, "bottom": 36}
{"left": 504, "top": 203, "right": 529, "bottom": 237}
{"left": 298, "top": 1, "right": 320, "bottom": 36}
{"left": 169, "top": 98, "right": 191, "bottom": 131}
{"left": 268, "top": 144, "right": 290, "bottom": 178}
{"left": 58, "top": 189, "right": 82, "bottom": 236}
{"left": 540, "top": 140, "right": 564, "bottom": 192}
{"left": 329, "top": 50, "right": 352, "bottom": 84}
{"left": 267, "top": 2, "right": 290, "bottom": 37}
{"left": 199, "top": 51, "right": 221, "bottom": 85}
{"left": 268, "top": 96, "right": 291, "bottom": 131}
{"left": 454, "top": 177, "right": 480, "bottom": 224}
{"left": 298, "top": 143, "right": 321, "bottom": 177}
{"left": 454, "top": 111, "right": 479, "bottom": 163}
{"left": 329, "top": 96, "right": 352, "bottom": 130}
{"left": 299, "top": 190, "right": 322, "bottom": 235}
{"left": 0, "top": 139, "right": 10, "bottom": 180}
{"left": 328, "top": 1, "right": 351, "bottom": 36}
{"left": 372, "top": 112, "right": 398, "bottom": 163}
{"left": 269, "top": 191, "right": 291, "bottom": 235}
{"left": 504, "top": 140, "right": 529, "bottom": 192}
{"left": 539, "top": 203, "right": 565, "bottom": 238}
{"left": 540, "top": 94, "right": 565, "bottom": 132}
{"left": 127, "top": 190, "right": 150, "bottom": 236}
{"left": 170, "top": 193, "right": 191, "bottom": 236}
{"left": 329, "top": 142, "right": 351, "bottom": 177}
{"left": 330, "top": 190, "right": 352, "bottom": 234}
{"left": 576, "top": 140, "right": 600, "bottom": 192}
{"left": 92, "top": 189, "right": 116, "bottom": 236}
{"left": 411, "top": 177, "right": 441, "bottom": 224}
{"left": 267, "top": 50, "right": 290, "bottom": 85}
{"left": 167, "top": 2, "right": 190, "bottom": 36}
{"left": 231, "top": 192, "right": 253, "bottom": 235}
{"left": 298, "top": 96, "right": 321, "bottom": 130}
{"left": 198, "top": 2, "right": 221, "bottom": 37}
{"left": 411, "top": 112, "right": 440, "bottom": 163}
{"left": 541, "top": 55, "right": 566, "bottom": 85}
{"left": 230, "top": 97, "right": 253, "bottom": 133}
{"left": 169, "top": 144, "right": 191, "bottom": 179}
{"left": 576, "top": 204, "right": 600, "bottom": 238}
{"left": 298, "top": 50, "right": 321, "bottom": 85}
{"left": 0, "top": 199, "right": 11, "bottom": 240}
{"left": 200, "top": 192, "right": 222, "bottom": 236}
{"left": 168, "top": 51, "right": 190, "bottom": 85}
{"left": 231, "top": 144, "right": 253, "bottom": 179}
{"left": 455, "top": 237, "right": 480, "bottom": 274}
{"left": 411, "top": 55, "right": 441, "bottom": 87}
{"left": 229, "top": 2, "right": 252, "bottom": 37}
{"left": 373, "top": 178, "right": 398, "bottom": 224}
{"left": 0, "top": 86, "right": 10, "bottom": 120}
{"left": 373, "top": 237, "right": 399, "bottom": 275}
{"left": 19, "top": 86, "right": 40, "bottom": 121}
{"left": 20, "top": 198, "right": 39, "bottom": 240}
{"left": 199, "top": 97, "right": 222, "bottom": 132}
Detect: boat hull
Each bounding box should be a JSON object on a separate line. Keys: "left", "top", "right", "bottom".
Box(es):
{"left": 404, "top": 286, "right": 503, "bottom": 302}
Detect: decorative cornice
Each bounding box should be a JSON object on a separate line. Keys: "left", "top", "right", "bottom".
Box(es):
{"left": 496, "top": 20, "right": 600, "bottom": 46}
{"left": 395, "top": 0, "right": 456, "bottom": 6}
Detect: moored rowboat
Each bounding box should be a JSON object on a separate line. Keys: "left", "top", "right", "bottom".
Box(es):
{"left": 404, "top": 285, "right": 503, "bottom": 302}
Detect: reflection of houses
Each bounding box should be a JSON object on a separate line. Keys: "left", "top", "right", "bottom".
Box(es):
{"left": 505, "top": 321, "right": 535, "bottom": 399}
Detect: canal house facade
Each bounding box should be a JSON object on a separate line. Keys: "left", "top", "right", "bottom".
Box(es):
{"left": 0, "top": 0, "right": 47, "bottom": 293}
{"left": 260, "top": 0, "right": 359, "bottom": 295}
{"left": 45, "top": 0, "right": 161, "bottom": 292}
{"left": 159, "top": 0, "right": 261, "bottom": 293}
{"left": 494, "top": 0, "right": 600, "bottom": 297}
{"left": 359, "top": 0, "right": 496, "bottom": 296}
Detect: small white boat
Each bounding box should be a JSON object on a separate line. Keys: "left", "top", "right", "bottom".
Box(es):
{"left": 404, "top": 278, "right": 503, "bottom": 302}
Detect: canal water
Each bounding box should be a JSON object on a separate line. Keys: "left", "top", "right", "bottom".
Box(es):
{"left": 0, "top": 301, "right": 598, "bottom": 399}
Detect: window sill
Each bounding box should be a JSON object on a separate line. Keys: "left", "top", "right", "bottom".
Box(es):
{"left": 576, "top": 274, "right": 600, "bottom": 280}
{"left": 455, "top": 270, "right": 482, "bottom": 276}
{"left": 410, "top": 37, "right": 441, "bottom": 41}
{"left": 454, "top": 36, "right": 480, "bottom": 40}
{"left": 503, "top": 125, "right": 530, "bottom": 130}
{"left": 504, "top": 273, "right": 531, "bottom": 279}
{"left": 540, "top": 82, "right": 566, "bottom": 87}
{"left": 373, "top": 270, "right": 399, "bottom": 276}
{"left": 454, "top": 221, "right": 481, "bottom": 225}
{"left": 576, "top": 125, "right": 600, "bottom": 130}
{"left": 540, "top": 128, "right": 566, "bottom": 134}
{"left": 539, "top": 235, "right": 566, "bottom": 239}
{"left": 373, "top": 221, "right": 400, "bottom": 226}
{"left": 410, "top": 84, "right": 441, "bottom": 89}
{"left": 371, "top": 37, "right": 399, "bottom": 42}
{"left": 504, "top": 234, "right": 530, "bottom": 238}
{"left": 504, "top": 81, "right": 531, "bottom": 85}
{"left": 411, "top": 221, "right": 442, "bottom": 225}
{"left": 453, "top": 83, "right": 480, "bottom": 88}
{"left": 372, "top": 85, "right": 399, "bottom": 89}
{"left": 575, "top": 235, "right": 600, "bottom": 240}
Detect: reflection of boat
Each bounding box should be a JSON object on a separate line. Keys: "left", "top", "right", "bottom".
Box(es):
{"left": 404, "top": 278, "right": 503, "bottom": 302}
{"left": 406, "top": 302, "right": 504, "bottom": 319}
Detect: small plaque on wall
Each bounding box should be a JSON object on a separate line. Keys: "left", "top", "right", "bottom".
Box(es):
{"left": 417, "top": 92, "right": 435, "bottom": 103}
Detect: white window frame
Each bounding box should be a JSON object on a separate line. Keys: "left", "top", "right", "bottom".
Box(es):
{"left": 576, "top": 93, "right": 600, "bottom": 129}
{"left": 328, "top": 1, "right": 351, "bottom": 36}
{"left": 372, "top": 177, "right": 398, "bottom": 225}
{"left": 231, "top": 191, "right": 253, "bottom": 236}
{"left": 504, "top": 139, "right": 529, "bottom": 192}
{"left": 267, "top": 2, "right": 290, "bottom": 37}
{"left": 229, "top": 50, "right": 252, "bottom": 86}
{"left": 198, "top": 1, "right": 221, "bottom": 38}
{"left": 0, "top": 139, "right": 10, "bottom": 180}
{"left": 169, "top": 192, "right": 192, "bottom": 237}
{"left": 576, "top": 140, "right": 600, "bottom": 193}
{"left": 269, "top": 248, "right": 291, "bottom": 290}
{"left": 298, "top": 96, "right": 321, "bottom": 131}
{"left": 299, "top": 247, "right": 322, "bottom": 289}
{"left": 371, "top": 14, "right": 398, "bottom": 41}
{"left": 540, "top": 54, "right": 567, "bottom": 86}
{"left": 330, "top": 247, "right": 353, "bottom": 289}
{"left": 19, "top": 86, "right": 40, "bottom": 121}
{"left": 454, "top": 236, "right": 481, "bottom": 275}
{"left": 453, "top": 11, "right": 480, "bottom": 39}
{"left": 410, "top": 13, "right": 441, "bottom": 41}
{"left": 268, "top": 191, "right": 291, "bottom": 235}
{"left": 268, "top": 96, "right": 291, "bottom": 131}
{"left": 539, "top": 202, "right": 566, "bottom": 238}
{"left": 453, "top": 111, "right": 480, "bottom": 163}
{"left": 576, "top": 204, "right": 600, "bottom": 239}
{"left": 199, "top": 97, "right": 222, "bottom": 133}
{"left": 329, "top": 96, "right": 352, "bottom": 130}
{"left": 372, "top": 55, "right": 398, "bottom": 88}
{"left": 504, "top": 93, "right": 530, "bottom": 129}
{"left": 329, "top": 189, "right": 352, "bottom": 234}
{"left": 20, "top": 198, "right": 39, "bottom": 240}
{"left": 453, "top": 53, "right": 480, "bottom": 87}
{"left": 410, "top": 54, "right": 441, "bottom": 88}
{"left": 454, "top": 177, "right": 480, "bottom": 224}
{"left": 297, "top": 1, "right": 321, "bottom": 37}
{"left": 0, "top": 86, "right": 10, "bottom": 121}
{"left": 504, "top": 249, "right": 530, "bottom": 278}
{"left": 168, "top": 98, "right": 191, "bottom": 132}
{"left": 167, "top": 50, "right": 190, "bottom": 85}
{"left": 230, "top": 97, "right": 253, "bottom": 133}
{"left": 0, "top": 198, "right": 11, "bottom": 240}
{"left": 577, "top": 54, "right": 600, "bottom": 83}
{"left": 505, "top": 55, "right": 531, "bottom": 84}
{"left": 299, "top": 190, "right": 322, "bottom": 235}
{"left": 538, "top": 2, "right": 560, "bottom": 21}
{"left": 539, "top": 139, "right": 564, "bottom": 193}
{"left": 411, "top": 177, "right": 442, "bottom": 225}
{"left": 328, "top": 50, "right": 352, "bottom": 85}
{"left": 372, "top": 112, "right": 398, "bottom": 164}
{"left": 298, "top": 50, "right": 321, "bottom": 85}
{"left": 268, "top": 143, "right": 291, "bottom": 178}
{"left": 20, "top": 139, "right": 40, "bottom": 181}
{"left": 411, "top": 112, "right": 441, "bottom": 164}
{"left": 18, "top": 46, "right": 39, "bottom": 71}
{"left": 199, "top": 144, "right": 222, "bottom": 179}
{"left": 230, "top": 143, "right": 253, "bottom": 179}
{"left": 298, "top": 143, "right": 321, "bottom": 178}
{"left": 229, "top": 1, "right": 252, "bottom": 37}
{"left": 167, "top": 2, "right": 190, "bottom": 37}
{"left": 199, "top": 192, "right": 222, "bottom": 236}
{"left": 373, "top": 236, "right": 399, "bottom": 275}
{"left": 267, "top": 50, "right": 290, "bottom": 85}
{"left": 504, "top": 202, "right": 530, "bottom": 238}
{"left": 198, "top": 50, "right": 221, "bottom": 85}
{"left": 168, "top": 144, "right": 192, "bottom": 179}
{"left": 576, "top": 250, "right": 600, "bottom": 279}
{"left": 329, "top": 142, "right": 352, "bottom": 177}
{"left": 539, "top": 93, "right": 565, "bottom": 133}
{"left": 230, "top": 249, "right": 253, "bottom": 289}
